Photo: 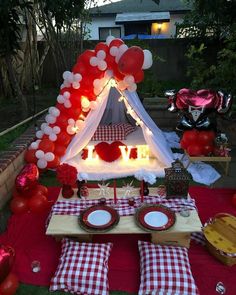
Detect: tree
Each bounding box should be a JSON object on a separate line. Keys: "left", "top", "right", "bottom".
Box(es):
{"left": 0, "top": 0, "right": 32, "bottom": 116}
{"left": 177, "top": 0, "right": 236, "bottom": 39}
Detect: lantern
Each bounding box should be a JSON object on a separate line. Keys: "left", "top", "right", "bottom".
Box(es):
{"left": 164, "top": 160, "right": 191, "bottom": 199}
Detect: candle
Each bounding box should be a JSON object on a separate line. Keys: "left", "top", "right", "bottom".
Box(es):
{"left": 140, "top": 180, "right": 144, "bottom": 203}
{"left": 113, "top": 179, "right": 117, "bottom": 204}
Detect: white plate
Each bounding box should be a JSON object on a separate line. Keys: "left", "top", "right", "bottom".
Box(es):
{"left": 144, "top": 211, "right": 168, "bottom": 227}
{"left": 87, "top": 210, "right": 112, "bottom": 226}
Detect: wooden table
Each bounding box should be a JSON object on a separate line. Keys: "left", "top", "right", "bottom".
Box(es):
{"left": 183, "top": 151, "right": 231, "bottom": 176}
{"left": 46, "top": 188, "right": 202, "bottom": 248}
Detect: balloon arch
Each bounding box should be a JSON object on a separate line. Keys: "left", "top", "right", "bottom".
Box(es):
{"left": 25, "top": 36, "right": 153, "bottom": 170}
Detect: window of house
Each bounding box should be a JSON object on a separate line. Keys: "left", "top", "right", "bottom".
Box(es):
{"left": 99, "top": 27, "right": 121, "bottom": 40}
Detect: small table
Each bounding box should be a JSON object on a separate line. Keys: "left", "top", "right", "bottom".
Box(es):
{"left": 46, "top": 188, "right": 202, "bottom": 248}
{"left": 183, "top": 151, "right": 231, "bottom": 176}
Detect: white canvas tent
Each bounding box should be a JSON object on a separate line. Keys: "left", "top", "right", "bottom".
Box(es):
{"left": 61, "top": 84, "right": 174, "bottom": 183}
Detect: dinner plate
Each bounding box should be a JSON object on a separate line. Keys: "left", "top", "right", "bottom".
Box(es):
{"left": 79, "top": 205, "right": 120, "bottom": 232}
{"left": 135, "top": 205, "right": 175, "bottom": 231}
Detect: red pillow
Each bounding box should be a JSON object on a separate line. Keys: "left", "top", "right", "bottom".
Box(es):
{"left": 50, "top": 239, "right": 113, "bottom": 295}
{"left": 138, "top": 241, "right": 199, "bottom": 295}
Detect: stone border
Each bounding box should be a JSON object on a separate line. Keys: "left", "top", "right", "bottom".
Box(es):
{"left": 0, "top": 118, "right": 44, "bottom": 208}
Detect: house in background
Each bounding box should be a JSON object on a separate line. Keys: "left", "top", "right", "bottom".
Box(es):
{"left": 87, "top": 0, "right": 191, "bottom": 40}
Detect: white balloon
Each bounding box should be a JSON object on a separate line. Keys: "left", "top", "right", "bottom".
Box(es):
{"left": 104, "top": 70, "right": 113, "bottom": 79}
{"left": 117, "top": 81, "right": 127, "bottom": 91}
{"left": 63, "top": 81, "right": 71, "bottom": 88}
{"left": 45, "top": 152, "right": 55, "bottom": 161}
{"left": 53, "top": 126, "right": 61, "bottom": 134}
{"left": 30, "top": 142, "right": 39, "bottom": 149}
{"left": 124, "top": 75, "right": 135, "bottom": 84}
{"left": 119, "top": 44, "right": 128, "bottom": 54}
{"left": 44, "top": 126, "right": 52, "bottom": 135}
{"left": 57, "top": 95, "right": 64, "bottom": 104}
{"left": 63, "top": 91, "right": 70, "bottom": 99}
{"left": 67, "top": 125, "right": 74, "bottom": 135}
{"left": 36, "top": 150, "right": 44, "bottom": 159}
{"left": 52, "top": 107, "right": 60, "bottom": 117}
{"left": 68, "top": 118, "right": 75, "bottom": 125}
{"left": 128, "top": 83, "right": 137, "bottom": 92}
{"left": 74, "top": 73, "right": 82, "bottom": 82}
{"left": 98, "top": 60, "right": 107, "bottom": 71}
{"left": 62, "top": 71, "right": 71, "bottom": 80}
{"left": 41, "top": 123, "right": 48, "bottom": 131}
{"left": 76, "top": 120, "right": 85, "bottom": 129}
{"left": 106, "top": 35, "right": 115, "bottom": 46}
{"left": 46, "top": 114, "right": 56, "bottom": 124}
{"left": 49, "top": 133, "right": 57, "bottom": 141}
{"left": 64, "top": 100, "right": 71, "bottom": 108}
{"left": 72, "top": 81, "right": 80, "bottom": 89}
{"left": 90, "top": 56, "right": 98, "bottom": 66}
{"left": 36, "top": 130, "right": 43, "bottom": 139}
{"left": 37, "top": 159, "right": 47, "bottom": 169}
{"left": 97, "top": 50, "right": 106, "bottom": 60}
{"left": 110, "top": 46, "right": 118, "bottom": 56}
{"left": 81, "top": 97, "right": 90, "bottom": 108}
{"left": 142, "top": 49, "right": 153, "bottom": 69}
{"left": 93, "top": 79, "right": 101, "bottom": 89}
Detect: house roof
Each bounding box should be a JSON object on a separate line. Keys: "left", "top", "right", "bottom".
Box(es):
{"left": 90, "top": 0, "right": 191, "bottom": 15}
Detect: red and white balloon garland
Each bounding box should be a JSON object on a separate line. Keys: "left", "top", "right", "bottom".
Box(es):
{"left": 25, "top": 36, "right": 153, "bottom": 170}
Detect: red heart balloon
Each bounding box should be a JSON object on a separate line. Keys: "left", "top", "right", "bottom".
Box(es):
{"left": 176, "top": 89, "right": 217, "bottom": 109}
{"left": 0, "top": 245, "right": 15, "bottom": 285}
{"left": 15, "top": 164, "right": 39, "bottom": 193}
{"left": 95, "top": 141, "right": 125, "bottom": 162}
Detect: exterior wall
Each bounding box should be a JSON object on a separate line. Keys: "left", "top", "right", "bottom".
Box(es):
{"left": 86, "top": 13, "right": 185, "bottom": 40}
{"left": 86, "top": 16, "right": 125, "bottom": 40}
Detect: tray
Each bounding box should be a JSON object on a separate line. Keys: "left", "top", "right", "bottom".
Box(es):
{"left": 135, "top": 204, "right": 176, "bottom": 232}
{"left": 78, "top": 205, "right": 120, "bottom": 232}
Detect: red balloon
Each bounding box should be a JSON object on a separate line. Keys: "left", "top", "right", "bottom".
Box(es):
{"left": 109, "top": 38, "right": 124, "bottom": 48}
{"left": 118, "top": 46, "right": 144, "bottom": 75}
{"left": 182, "top": 130, "right": 199, "bottom": 145}
{"left": 56, "top": 131, "right": 71, "bottom": 145}
{"left": 0, "top": 272, "right": 19, "bottom": 295}
{"left": 47, "top": 155, "right": 60, "bottom": 169}
{"left": 105, "top": 54, "right": 116, "bottom": 70}
{"left": 28, "top": 194, "right": 48, "bottom": 213}
{"left": 34, "top": 184, "right": 48, "bottom": 197}
{"left": 133, "top": 70, "right": 144, "bottom": 83}
{"left": 180, "top": 139, "right": 188, "bottom": 150}
{"left": 232, "top": 193, "right": 236, "bottom": 208}
{"left": 0, "top": 246, "right": 15, "bottom": 285}
{"left": 202, "top": 144, "right": 214, "bottom": 156}
{"left": 38, "top": 139, "right": 55, "bottom": 153}
{"left": 10, "top": 197, "right": 28, "bottom": 214}
{"left": 56, "top": 114, "right": 69, "bottom": 130}
{"left": 187, "top": 144, "right": 203, "bottom": 156}
{"left": 54, "top": 145, "right": 67, "bottom": 157}
{"left": 95, "top": 42, "right": 108, "bottom": 54}
{"left": 198, "top": 131, "right": 214, "bottom": 145}
{"left": 24, "top": 149, "right": 37, "bottom": 164}
{"left": 78, "top": 50, "right": 95, "bottom": 65}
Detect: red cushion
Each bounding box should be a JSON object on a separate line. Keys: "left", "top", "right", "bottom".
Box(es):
{"left": 50, "top": 239, "right": 113, "bottom": 295}
{"left": 138, "top": 241, "right": 199, "bottom": 295}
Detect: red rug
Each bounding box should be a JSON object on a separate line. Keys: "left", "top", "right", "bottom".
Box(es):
{"left": 0, "top": 186, "right": 236, "bottom": 294}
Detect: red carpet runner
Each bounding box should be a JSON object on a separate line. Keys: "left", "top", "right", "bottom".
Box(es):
{"left": 0, "top": 186, "right": 236, "bottom": 294}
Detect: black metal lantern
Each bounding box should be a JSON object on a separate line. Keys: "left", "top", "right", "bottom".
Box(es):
{"left": 164, "top": 159, "right": 191, "bottom": 199}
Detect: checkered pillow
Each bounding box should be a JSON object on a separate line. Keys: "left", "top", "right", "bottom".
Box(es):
{"left": 138, "top": 241, "right": 199, "bottom": 295}
{"left": 91, "top": 123, "right": 135, "bottom": 141}
{"left": 50, "top": 239, "right": 113, "bottom": 295}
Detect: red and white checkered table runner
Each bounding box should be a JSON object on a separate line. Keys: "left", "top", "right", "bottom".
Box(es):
{"left": 49, "top": 196, "right": 197, "bottom": 218}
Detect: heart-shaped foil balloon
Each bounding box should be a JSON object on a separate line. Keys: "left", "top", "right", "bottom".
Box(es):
{"left": 15, "top": 163, "right": 39, "bottom": 193}
{"left": 0, "top": 245, "right": 15, "bottom": 284}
